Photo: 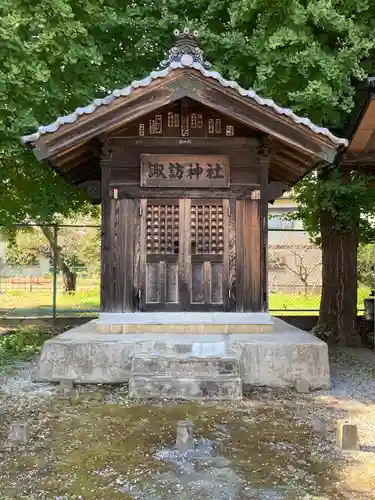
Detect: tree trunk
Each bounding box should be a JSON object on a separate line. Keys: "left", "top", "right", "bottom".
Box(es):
{"left": 39, "top": 226, "right": 77, "bottom": 293}
{"left": 61, "top": 262, "right": 77, "bottom": 294}
{"left": 317, "top": 209, "right": 361, "bottom": 346}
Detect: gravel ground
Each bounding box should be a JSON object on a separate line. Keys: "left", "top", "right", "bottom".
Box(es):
{"left": 319, "top": 348, "right": 375, "bottom": 454}
{"left": 0, "top": 348, "right": 375, "bottom": 499}
{"left": 310, "top": 348, "right": 375, "bottom": 497}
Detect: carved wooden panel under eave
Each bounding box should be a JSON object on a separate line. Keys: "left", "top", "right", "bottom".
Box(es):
{"left": 109, "top": 99, "right": 254, "bottom": 139}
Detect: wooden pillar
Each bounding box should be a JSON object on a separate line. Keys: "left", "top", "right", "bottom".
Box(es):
{"left": 259, "top": 136, "right": 271, "bottom": 312}
{"left": 101, "top": 191, "right": 139, "bottom": 312}
{"left": 236, "top": 198, "right": 261, "bottom": 311}
{"left": 100, "top": 138, "right": 139, "bottom": 313}
{"left": 235, "top": 137, "right": 270, "bottom": 313}
{"left": 100, "top": 164, "right": 112, "bottom": 312}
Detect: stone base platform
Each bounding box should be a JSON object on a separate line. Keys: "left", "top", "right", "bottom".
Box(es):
{"left": 97, "top": 312, "right": 274, "bottom": 334}
{"left": 33, "top": 317, "right": 330, "bottom": 390}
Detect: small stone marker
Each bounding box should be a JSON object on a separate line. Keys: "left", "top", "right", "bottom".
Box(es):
{"left": 294, "top": 379, "right": 310, "bottom": 393}
{"left": 8, "top": 421, "right": 28, "bottom": 444}
{"left": 337, "top": 420, "right": 358, "bottom": 450}
{"left": 176, "top": 420, "right": 194, "bottom": 451}
{"left": 59, "top": 379, "right": 74, "bottom": 391}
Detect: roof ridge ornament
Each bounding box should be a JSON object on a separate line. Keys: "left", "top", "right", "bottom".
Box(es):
{"left": 158, "top": 27, "right": 211, "bottom": 70}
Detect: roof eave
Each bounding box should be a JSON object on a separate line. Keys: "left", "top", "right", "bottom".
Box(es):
{"left": 20, "top": 60, "right": 348, "bottom": 155}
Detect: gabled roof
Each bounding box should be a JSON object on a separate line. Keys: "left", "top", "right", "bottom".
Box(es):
{"left": 20, "top": 28, "right": 349, "bottom": 191}
{"left": 21, "top": 30, "right": 347, "bottom": 149}
{"left": 335, "top": 77, "right": 375, "bottom": 169}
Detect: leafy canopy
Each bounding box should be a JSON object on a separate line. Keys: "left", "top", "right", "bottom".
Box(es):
{"left": 292, "top": 169, "right": 375, "bottom": 245}
{"left": 1, "top": 0, "right": 375, "bottom": 226}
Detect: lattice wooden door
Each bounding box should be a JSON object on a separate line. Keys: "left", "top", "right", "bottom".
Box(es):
{"left": 139, "top": 198, "right": 230, "bottom": 311}
{"left": 189, "top": 200, "right": 226, "bottom": 310}
{"left": 140, "top": 199, "right": 180, "bottom": 311}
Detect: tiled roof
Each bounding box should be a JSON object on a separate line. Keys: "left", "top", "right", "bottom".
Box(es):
{"left": 21, "top": 30, "right": 348, "bottom": 147}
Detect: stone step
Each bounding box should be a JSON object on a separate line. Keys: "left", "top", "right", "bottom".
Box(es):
{"left": 131, "top": 353, "right": 240, "bottom": 377}
{"left": 129, "top": 374, "right": 242, "bottom": 400}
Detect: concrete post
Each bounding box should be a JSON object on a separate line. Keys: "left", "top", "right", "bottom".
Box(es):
{"left": 176, "top": 420, "right": 194, "bottom": 450}
{"left": 337, "top": 420, "right": 358, "bottom": 450}
{"left": 8, "top": 421, "right": 28, "bottom": 444}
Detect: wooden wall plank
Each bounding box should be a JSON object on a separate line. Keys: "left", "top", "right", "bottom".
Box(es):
{"left": 235, "top": 200, "right": 244, "bottom": 311}
{"left": 108, "top": 136, "right": 259, "bottom": 149}
{"left": 133, "top": 199, "right": 141, "bottom": 311}
{"left": 139, "top": 199, "right": 147, "bottom": 311}
{"left": 236, "top": 199, "right": 261, "bottom": 311}
{"left": 259, "top": 139, "right": 270, "bottom": 312}
{"left": 111, "top": 186, "right": 258, "bottom": 200}
{"left": 179, "top": 198, "right": 191, "bottom": 310}
{"left": 159, "top": 261, "right": 166, "bottom": 303}
{"left": 101, "top": 197, "right": 138, "bottom": 313}
{"left": 203, "top": 261, "right": 211, "bottom": 304}
{"left": 112, "top": 199, "right": 124, "bottom": 311}
{"left": 123, "top": 199, "right": 133, "bottom": 311}
{"left": 223, "top": 198, "right": 236, "bottom": 311}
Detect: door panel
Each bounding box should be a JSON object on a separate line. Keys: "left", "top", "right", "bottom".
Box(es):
{"left": 141, "top": 199, "right": 181, "bottom": 311}
{"left": 140, "top": 198, "right": 232, "bottom": 311}
{"left": 190, "top": 200, "right": 226, "bottom": 310}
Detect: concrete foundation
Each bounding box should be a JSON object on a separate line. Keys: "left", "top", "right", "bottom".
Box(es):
{"left": 33, "top": 317, "right": 330, "bottom": 390}
{"left": 97, "top": 312, "right": 274, "bottom": 334}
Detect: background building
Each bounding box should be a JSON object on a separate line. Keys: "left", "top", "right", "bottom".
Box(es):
{"left": 268, "top": 193, "right": 322, "bottom": 293}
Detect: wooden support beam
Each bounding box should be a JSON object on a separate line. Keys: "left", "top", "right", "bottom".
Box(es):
{"left": 177, "top": 74, "right": 338, "bottom": 163}
{"left": 267, "top": 182, "right": 288, "bottom": 201}
{"left": 34, "top": 82, "right": 184, "bottom": 160}
{"left": 341, "top": 151, "right": 375, "bottom": 166}
{"left": 259, "top": 136, "right": 270, "bottom": 312}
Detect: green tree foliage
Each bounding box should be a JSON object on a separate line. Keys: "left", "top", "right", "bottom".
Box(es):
{"left": 292, "top": 169, "right": 375, "bottom": 245}
{"left": 2, "top": 1, "right": 375, "bottom": 341}
{"left": 358, "top": 243, "right": 374, "bottom": 288}
{"left": 2, "top": 0, "right": 375, "bottom": 227}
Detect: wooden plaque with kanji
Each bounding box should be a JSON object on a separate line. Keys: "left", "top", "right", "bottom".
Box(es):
{"left": 140, "top": 154, "right": 230, "bottom": 188}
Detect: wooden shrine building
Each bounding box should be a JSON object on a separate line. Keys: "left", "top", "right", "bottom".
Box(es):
{"left": 21, "top": 29, "right": 348, "bottom": 322}
{"left": 336, "top": 77, "right": 375, "bottom": 172}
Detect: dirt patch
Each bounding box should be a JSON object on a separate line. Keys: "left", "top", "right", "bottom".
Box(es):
{"left": 1, "top": 349, "right": 375, "bottom": 499}
{"left": 0, "top": 386, "right": 372, "bottom": 499}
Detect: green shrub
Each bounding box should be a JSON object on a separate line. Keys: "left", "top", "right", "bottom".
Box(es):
{"left": 0, "top": 328, "right": 57, "bottom": 368}
{"left": 358, "top": 244, "right": 374, "bottom": 288}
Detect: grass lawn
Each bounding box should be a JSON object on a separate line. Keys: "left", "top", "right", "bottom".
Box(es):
{"left": 0, "top": 286, "right": 369, "bottom": 317}
{"left": 0, "top": 289, "right": 100, "bottom": 317}
{"left": 269, "top": 286, "right": 369, "bottom": 316}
